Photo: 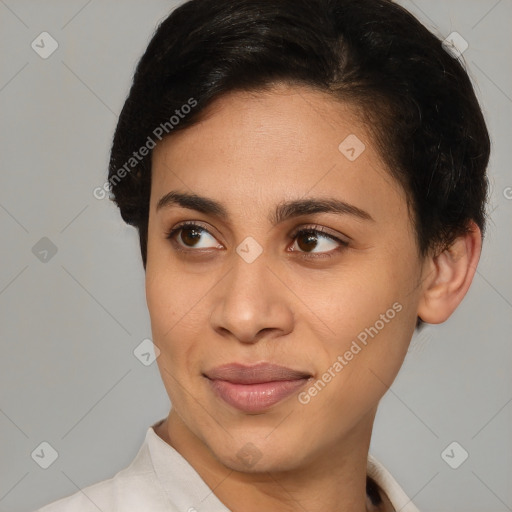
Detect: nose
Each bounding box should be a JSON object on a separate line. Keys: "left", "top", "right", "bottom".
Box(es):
{"left": 209, "top": 249, "right": 294, "bottom": 344}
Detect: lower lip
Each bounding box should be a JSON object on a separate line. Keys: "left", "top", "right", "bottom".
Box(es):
{"left": 207, "top": 378, "right": 309, "bottom": 413}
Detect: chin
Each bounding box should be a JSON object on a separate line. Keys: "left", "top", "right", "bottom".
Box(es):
{"left": 207, "top": 433, "right": 306, "bottom": 474}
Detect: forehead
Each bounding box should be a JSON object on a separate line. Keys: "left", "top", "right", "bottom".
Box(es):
{"left": 150, "top": 84, "right": 407, "bottom": 223}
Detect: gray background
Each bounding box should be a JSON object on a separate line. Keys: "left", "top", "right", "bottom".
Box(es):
{"left": 0, "top": 1, "right": 510, "bottom": 511}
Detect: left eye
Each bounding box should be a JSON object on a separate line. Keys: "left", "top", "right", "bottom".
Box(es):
{"left": 288, "top": 228, "right": 347, "bottom": 254}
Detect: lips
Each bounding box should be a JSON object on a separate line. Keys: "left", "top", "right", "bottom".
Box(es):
{"left": 205, "top": 362, "right": 311, "bottom": 383}
{"left": 204, "top": 363, "right": 312, "bottom": 413}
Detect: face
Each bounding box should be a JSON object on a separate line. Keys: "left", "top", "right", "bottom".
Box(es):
{"left": 145, "top": 84, "right": 425, "bottom": 473}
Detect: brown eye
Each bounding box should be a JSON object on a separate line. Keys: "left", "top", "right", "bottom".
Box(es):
{"left": 296, "top": 231, "right": 322, "bottom": 252}
{"left": 166, "top": 222, "right": 220, "bottom": 250}
{"left": 179, "top": 225, "right": 203, "bottom": 247}
{"left": 289, "top": 227, "right": 349, "bottom": 256}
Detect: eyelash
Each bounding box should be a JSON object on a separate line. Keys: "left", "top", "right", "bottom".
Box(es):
{"left": 165, "top": 221, "right": 349, "bottom": 259}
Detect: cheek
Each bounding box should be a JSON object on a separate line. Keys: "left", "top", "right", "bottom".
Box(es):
{"left": 145, "top": 249, "right": 203, "bottom": 331}
{"left": 145, "top": 266, "right": 209, "bottom": 375}
{"left": 146, "top": 274, "right": 179, "bottom": 339}
{"left": 309, "top": 262, "right": 406, "bottom": 334}
{"left": 302, "top": 306, "right": 415, "bottom": 429}
{"left": 307, "top": 252, "right": 419, "bottom": 385}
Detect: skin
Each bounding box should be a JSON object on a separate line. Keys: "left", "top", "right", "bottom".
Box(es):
{"left": 145, "top": 83, "right": 481, "bottom": 512}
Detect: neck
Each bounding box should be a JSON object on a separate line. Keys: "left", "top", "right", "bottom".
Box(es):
{"left": 156, "top": 408, "right": 377, "bottom": 512}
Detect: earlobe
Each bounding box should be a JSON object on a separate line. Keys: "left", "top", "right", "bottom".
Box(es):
{"left": 417, "top": 221, "right": 482, "bottom": 324}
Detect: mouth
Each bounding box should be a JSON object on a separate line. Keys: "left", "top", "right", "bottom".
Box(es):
{"left": 203, "top": 362, "right": 312, "bottom": 413}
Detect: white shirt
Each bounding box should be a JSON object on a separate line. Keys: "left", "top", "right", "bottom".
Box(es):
{"left": 35, "top": 418, "right": 421, "bottom": 512}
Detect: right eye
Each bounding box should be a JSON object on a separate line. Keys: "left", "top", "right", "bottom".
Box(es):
{"left": 165, "top": 222, "right": 223, "bottom": 251}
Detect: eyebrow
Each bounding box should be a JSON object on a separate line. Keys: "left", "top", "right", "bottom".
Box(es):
{"left": 156, "top": 191, "right": 374, "bottom": 225}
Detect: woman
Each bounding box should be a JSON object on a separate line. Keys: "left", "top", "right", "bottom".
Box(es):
{"left": 36, "top": 0, "right": 490, "bottom": 510}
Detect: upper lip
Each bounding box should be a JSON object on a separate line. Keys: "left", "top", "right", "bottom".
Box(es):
{"left": 204, "top": 363, "right": 312, "bottom": 384}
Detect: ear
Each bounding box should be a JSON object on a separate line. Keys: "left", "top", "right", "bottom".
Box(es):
{"left": 417, "top": 221, "right": 482, "bottom": 324}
